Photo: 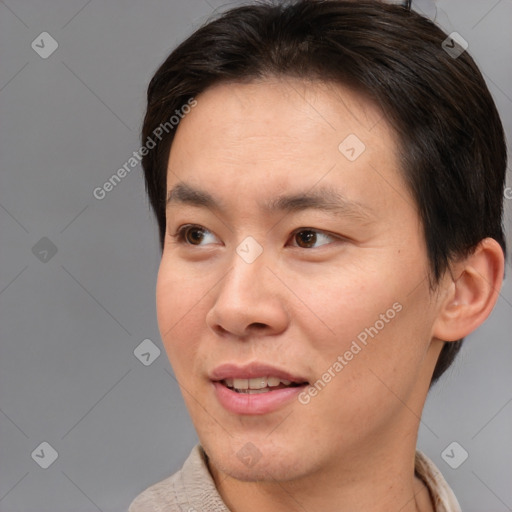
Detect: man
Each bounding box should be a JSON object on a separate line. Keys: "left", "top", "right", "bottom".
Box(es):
{"left": 129, "top": 1, "right": 507, "bottom": 510}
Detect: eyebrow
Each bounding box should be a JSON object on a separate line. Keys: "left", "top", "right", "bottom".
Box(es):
{"left": 166, "top": 182, "right": 375, "bottom": 222}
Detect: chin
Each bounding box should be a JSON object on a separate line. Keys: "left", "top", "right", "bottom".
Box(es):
{"left": 203, "top": 436, "right": 313, "bottom": 483}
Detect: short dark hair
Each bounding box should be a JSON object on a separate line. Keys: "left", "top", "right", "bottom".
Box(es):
{"left": 140, "top": 0, "right": 507, "bottom": 385}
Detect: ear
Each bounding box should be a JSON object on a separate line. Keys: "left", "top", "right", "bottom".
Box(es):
{"left": 432, "top": 238, "right": 505, "bottom": 342}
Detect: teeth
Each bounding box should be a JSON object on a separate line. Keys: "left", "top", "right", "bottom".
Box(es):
{"left": 223, "top": 376, "right": 297, "bottom": 391}
{"left": 249, "top": 377, "right": 267, "bottom": 389}
{"left": 233, "top": 378, "right": 249, "bottom": 390}
{"left": 267, "top": 376, "right": 281, "bottom": 387}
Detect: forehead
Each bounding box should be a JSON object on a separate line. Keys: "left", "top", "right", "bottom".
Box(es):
{"left": 177, "top": 77, "right": 387, "bottom": 142}
{"left": 166, "top": 78, "right": 408, "bottom": 214}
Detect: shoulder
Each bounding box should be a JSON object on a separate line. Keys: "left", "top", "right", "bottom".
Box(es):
{"left": 128, "top": 445, "right": 201, "bottom": 512}
{"left": 415, "top": 450, "right": 462, "bottom": 512}
{"left": 128, "top": 444, "right": 227, "bottom": 512}
{"left": 128, "top": 471, "right": 184, "bottom": 512}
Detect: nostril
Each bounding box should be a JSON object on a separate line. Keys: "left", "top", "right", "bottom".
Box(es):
{"left": 250, "top": 322, "right": 267, "bottom": 330}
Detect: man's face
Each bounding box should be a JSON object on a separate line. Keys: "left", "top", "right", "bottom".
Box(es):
{"left": 156, "top": 79, "right": 445, "bottom": 481}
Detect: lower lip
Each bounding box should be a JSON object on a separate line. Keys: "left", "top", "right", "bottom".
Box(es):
{"left": 212, "top": 381, "right": 306, "bottom": 415}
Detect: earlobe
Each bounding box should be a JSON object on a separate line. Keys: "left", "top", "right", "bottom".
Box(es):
{"left": 432, "top": 238, "right": 505, "bottom": 342}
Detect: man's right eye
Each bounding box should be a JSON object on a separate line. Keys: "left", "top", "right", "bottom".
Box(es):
{"left": 169, "top": 224, "right": 219, "bottom": 246}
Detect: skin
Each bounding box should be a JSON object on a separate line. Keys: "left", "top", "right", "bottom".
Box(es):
{"left": 155, "top": 78, "right": 504, "bottom": 512}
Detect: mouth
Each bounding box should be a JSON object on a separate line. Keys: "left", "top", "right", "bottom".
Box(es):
{"left": 209, "top": 362, "right": 310, "bottom": 414}
{"left": 219, "top": 376, "right": 308, "bottom": 394}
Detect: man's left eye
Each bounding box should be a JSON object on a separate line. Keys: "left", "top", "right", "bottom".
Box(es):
{"left": 290, "top": 229, "right": 336, "bottom": 249}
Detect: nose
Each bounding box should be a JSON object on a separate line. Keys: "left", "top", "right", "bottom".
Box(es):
{"left": 205, "top": 250, "right": 289, "bottom": 339}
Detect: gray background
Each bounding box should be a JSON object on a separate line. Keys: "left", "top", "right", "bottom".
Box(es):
{"left": 0, "top": 0, "right": 511, "bottom": 510}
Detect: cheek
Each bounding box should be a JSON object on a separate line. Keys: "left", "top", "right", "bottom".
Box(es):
{"left": 299, "top": 252, "right": 433, "bottom": 383}
{"left": 156, "top": 260, "right": 206, "bottom": 372}
{"left": 324, "top": 286, "right": 434, "bottom": 409}
{"left": 287, "top": 256, "right": 401, "bottom": 348}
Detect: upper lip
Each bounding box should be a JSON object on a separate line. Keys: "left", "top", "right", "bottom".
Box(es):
{"left": 209, "top": 362, "right": 309, "bottom": 383}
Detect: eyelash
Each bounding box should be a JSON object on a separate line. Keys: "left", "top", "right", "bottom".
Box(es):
{"left": 169, "top": 224, "right": 340, "bottom": 249}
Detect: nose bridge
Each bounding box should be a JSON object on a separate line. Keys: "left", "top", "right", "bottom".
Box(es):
{"left": 206, "top": 239, "right": 289, "bottom": 337}
{"left": 222, "top": 241, "right": 269, "bottom": 302}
